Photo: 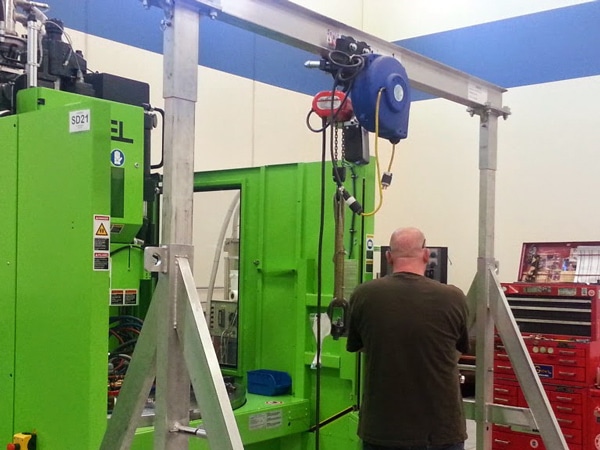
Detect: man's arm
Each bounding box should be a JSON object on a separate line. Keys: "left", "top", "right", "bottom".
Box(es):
{"left": 345, "top": 292, "right": 363, "bottom": 353}
{"left": 451, "top": 287, "right": 470, "bottom": 354}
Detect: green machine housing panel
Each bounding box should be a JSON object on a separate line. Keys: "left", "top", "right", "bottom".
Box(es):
{"left": 4, "top": 86, "right": 373, "bottom": 450}
{"left": 18, "top": 87, "right": 145, "bottom": 244}
{"left": 0, "top": 115, "right": 18, "bottom": 444}
{"left": 107, "top": 102, "right": 144, "bottom": 244}
{"left": 121, "top": 161, "right": 372, "bottom": 450}
{"left": 1, "top": 87, "right": 146, "bottom": 449}
{"left": 184, "top": 161, "right": 375, "bottom": 450}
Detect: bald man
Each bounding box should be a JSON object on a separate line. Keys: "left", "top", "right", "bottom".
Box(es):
{"left": 347, "top": 227, "right": 469, "bottom": 450}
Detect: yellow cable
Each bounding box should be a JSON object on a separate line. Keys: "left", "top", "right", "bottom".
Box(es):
{"left": 361, "top": 88, "right": 385, "bottom": 217}
{"left": 387, "top": 144, "right": 396, "bottom": 172}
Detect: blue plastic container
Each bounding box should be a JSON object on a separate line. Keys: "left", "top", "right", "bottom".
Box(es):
{"left": 247, "top": 370, "right": 292, "bottom": 396}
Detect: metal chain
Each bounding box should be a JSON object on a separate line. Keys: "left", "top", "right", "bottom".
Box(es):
{"left": 334, "top": 126, "right": 339, "bottom": 161}
{"left": 340, "top": 125, "right": 346, "bottom": 160}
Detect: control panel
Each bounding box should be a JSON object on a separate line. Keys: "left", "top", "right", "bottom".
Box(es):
{"left": 379, "top": 245, "right": 448, "bottom": 283}
{"left": 425, "top": 247, "right": 448, "bottom": 284}
{"left": 209, "top": 300, "right": 238, "bottom": 338}
{"left": 209, "top": 300, "right": 239, "bottom": 367}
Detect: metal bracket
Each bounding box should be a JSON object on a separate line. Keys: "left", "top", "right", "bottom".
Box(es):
{"left": 140, "top": 0, "right": 171, "bottom": 11}
{"left": 468, "top": 102, "right": 512, "bottom": 120}
{"left": 175, "top": 423, "right": 208, "bottom": 438}
{"left": 144, "top": 246, "right": 169, "bottom": 272}
{"left": 193, "top": 0, "right": 222, "bottom": 15}
{"left": 141, "top": 0, "right": 222, "bottom": 16}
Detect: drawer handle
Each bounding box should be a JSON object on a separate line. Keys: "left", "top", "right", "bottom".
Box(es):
{"left": 497, "top": 365, "right": 512, "bottom": 370}
{"left": 497, "top": 354, "right": 509, "bottom": 359}
{"left": 494, "top": 439, "right": 510, "bottom": 445}
{"left": 563, "top": 434, "right": 573, "bottom": 439}
{"left": 494, "top": 397, "right": 509, "bottom": 403}
{"left": 556, "top": 406, "right": 574, "bottom": 412}
{"left": 557, "top": 418, "right": 574, "bottom": 424}
{"left": 558, "top": 350, "right": 576, "bottom": 355}
{"left": 559, "top": 359, "right": 576, "bottom": 364}
{"left": 558, "top": 372, "right": 576, "bottom": 377}
{"left": 555, "top": 396, "right": 574, "bottom": 402}
{"left": 494, "top": 388, "right": 510, "bottom": 393}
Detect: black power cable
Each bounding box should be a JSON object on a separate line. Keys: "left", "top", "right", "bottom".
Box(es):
{"left": 309, "top": 405, "right": 356, "bottom": 432}
{"left": 307, "top": 49, "right": 369, "bottom": 449}
{"left": 314, "top": 117, "right": 328, "bottom": 450}
{"left": 346, "top": 163, "right": 358, "bottom": 258}
{"left": 149, "top": 106, "right": 165, "bottom": 170}
{"left": 356, "top": 177, "right": 368, "bottom": 410}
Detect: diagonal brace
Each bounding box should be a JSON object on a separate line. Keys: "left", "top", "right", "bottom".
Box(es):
{"left": 100, "top": 278, "right": 162, "bottom": 450}
{"left": 176, "top": 256, "right": 244, "bottom": 450}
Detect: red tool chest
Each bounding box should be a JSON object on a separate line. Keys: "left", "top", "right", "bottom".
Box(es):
{"left": 493, "top": 241, "right": 600, "bottom": 450}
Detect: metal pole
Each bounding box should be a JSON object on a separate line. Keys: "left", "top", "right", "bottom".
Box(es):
{"left": 26, "top": 14, "right": 37, "bottom": 87}
{"left": 153, "top": 2, "right": 243, "bottom": 448}
{"left": 4, "top": 0, "right": 16, "bottom": 34}
{"left": 153, "top": 2, "right": 199, "bottom": 448}
{"left": 473, "top": 106, "right": 498, "bottom": 450}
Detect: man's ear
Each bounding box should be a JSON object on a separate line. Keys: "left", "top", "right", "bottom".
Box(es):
{"left": 422, "top": 248, "right": 430, "bottom": 263}
{"left": 386, "top": 250, "right": 393, "bottom": 266}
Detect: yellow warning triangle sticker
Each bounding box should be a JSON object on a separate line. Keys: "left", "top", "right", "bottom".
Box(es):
{"left": 96, "top": 223, "right": 109, "bottom": 236}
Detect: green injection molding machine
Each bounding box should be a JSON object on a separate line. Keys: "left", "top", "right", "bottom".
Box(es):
{"left": 2, "top": 85, "right": 376, "bottom": 450}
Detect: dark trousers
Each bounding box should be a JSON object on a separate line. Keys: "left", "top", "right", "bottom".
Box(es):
{"left": 363, "top": 442, "right": 465, "bottom": 450}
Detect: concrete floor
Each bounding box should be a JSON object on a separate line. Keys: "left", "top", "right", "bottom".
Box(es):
{"left": 465, "top": 420, "right": 477, "bottom": 450}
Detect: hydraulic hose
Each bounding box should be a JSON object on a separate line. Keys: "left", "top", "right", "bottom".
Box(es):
{"left": 206, "top": 192, "right": 241, "bottom": 308}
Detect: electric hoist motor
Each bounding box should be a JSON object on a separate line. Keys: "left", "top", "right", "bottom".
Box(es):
{"left": 306, "top": 36, "right": 411, "bottom": 145}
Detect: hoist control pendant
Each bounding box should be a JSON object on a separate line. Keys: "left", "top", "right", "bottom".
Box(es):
{"left": 350, "top": 54, "right": 411, "bottom": 144}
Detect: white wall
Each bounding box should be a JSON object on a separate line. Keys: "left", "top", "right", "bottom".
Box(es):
{"left": 497, "top": 75, "right": 600, "bottom": 282}
{"left": 293, "top": 0, "right": 594, "bottom": 40}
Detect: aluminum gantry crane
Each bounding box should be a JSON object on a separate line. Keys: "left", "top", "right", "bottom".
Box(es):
{"left": 100, "top": 1, "right": 566, "bottom": 449}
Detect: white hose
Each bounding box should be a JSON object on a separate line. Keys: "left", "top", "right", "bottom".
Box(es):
{"left": 232, "top": 202, "right": 240, "bottom": 239}
{"left": 206, "top": 192, "right": 240, "bottom": 308}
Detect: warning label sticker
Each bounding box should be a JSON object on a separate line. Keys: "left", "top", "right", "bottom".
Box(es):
{"left": 124, "top": 289, "right": 138, "bottom": 305}
{"left": 111, "top": 290, "right": 125, "bottom": 306}
{"left": 365, "top": 233, "right": 374, "bottom": 273}
{"left": 94, "top": 238, "right": 109, "bottom": 251}
{"left": 94, "top": 252, "right": 110, "bottom": 271}
{"left": 96, "top": 223, "right": 108, "bottom": 236}
{"left": 111, "top": 289, "right": 139, "bottom": 306}
{"left": 248, "top": 411, "right": 282, "bottom": 431}
{"left": 93, "top": 215, "right": 111, "bottom": 254}
{"left": 249, "top": 413, "right": 267, "bottom": 431}
{"left": 265, "top": 411, "right": 283, "bottom": 429}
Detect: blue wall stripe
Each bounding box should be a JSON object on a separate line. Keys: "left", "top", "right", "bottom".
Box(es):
{"left": 397, "top": 2, "right": 600, "bottom": 89}
{"left": 43, "top": 1, "right": 600, "bottom": 100}
{"left": 45, "top": 0, "right": 330, "bottom": 96}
